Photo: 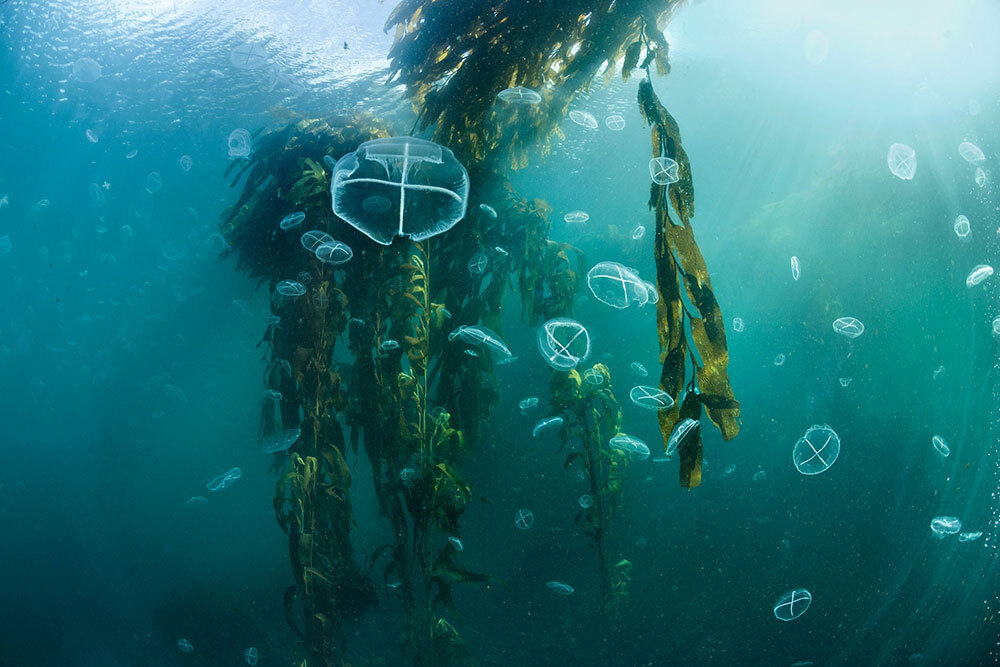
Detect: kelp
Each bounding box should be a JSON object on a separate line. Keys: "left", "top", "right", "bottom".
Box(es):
{"left": 385, "top": 0, "right": 686, "bottom": 170}
{"left": 551, "top": 364, "right": 632, "bottom": 617}
{"left": 638, "top": 73, "right": 740, "bottom": 488}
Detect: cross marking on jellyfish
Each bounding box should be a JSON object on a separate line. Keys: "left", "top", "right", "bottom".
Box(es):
{"left": 776, "top": 590, "right": 809, "bottom": 617}
{"left": 469, "top": 254, "right": 488, "bottom": 273}
{"left": 633, "top": 385, "right": 668, "bottom": 407}
{"left": 798, "top": 433, "right": 833, "bottom": 467}
{"left": 546, "top": 325, "right": 585, "bottom": 362}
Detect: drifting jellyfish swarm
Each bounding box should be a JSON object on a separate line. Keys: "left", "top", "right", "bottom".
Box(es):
{"left": 959, "top": 531, "right": 983, "bottom": 542}
{"left": 569, "top": 110, "right": 598, "bottom": 129}
{"left": 976, "top": 168, "right": 987, "bottom": 187}
{"left": 966, "top": 264, "right": 993, "bottom": 288}
{"left": 930, "top": 516, "right": 962, "bottom": 538}
{"left": 331, "top": 136, "right": 470, "bottom": 246}
{"left": 263, "top": 427, "right": 302, "bottom": 453}
{"left": 630, "top": 362, "right": 648, "bottom": 377}
{"left": 179, "top": 154, "right": 193, "bottom": 171}
{"left": 587, "top": 261, "right": 652, "bottom": 309}
{"left": 954, "top": 215, "right": 971, "bottom": 238}
{"left": 609, "top": 434, "right": 650, "bottom": 460}
{"left": 537, "top": 318, "right": 591, "bottom": 370}
{"left": 496, "top": 86, "right": 542, "bottom": 105}
{"left": 629, "top": 385, "right": 675, "bottom": 411}
{"left": 228, "top": 128, "right": 252, "bottom": 158}
{"left": 792, "top": 424, "right": 841, "bottom": 475}
{"left": 579, "top": 494, "right": 593, "bottom": 509}
{"left": 888, "top": 143, "right": 917, "bottom": 180}
{"left": 931, "top": 435, "right": 950, "bottom": 458}
{"left": 514, "top": 508, "right": 535, "bottom": 530}
{"left": 773, "top": 588, "right": 812, "bottom": 621}
{"left": 207, "top": 467, "right": 242, "bottom": 492}
{"left": 958, "top": 141, "right": 986, "bottom": 163}
{"left": 832, "top": 317, "right": 864, "bottom": 339}
{"left": 649, "top": 156, "right": 679, "bottom": 185}
{"left": 666, "top": 418, "right": 699, "bottom": 457}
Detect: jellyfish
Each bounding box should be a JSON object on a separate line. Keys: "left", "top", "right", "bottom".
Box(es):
{"left": 231, "top": 43, "right": 269, "bottom": 70}
{"left": 568, "top": 110, "right": 598, "bottom": 129}
{"left": 280, "top": 212, "right": 306, "bottom": 230}
{"left": 832, "top": 317, "right": 864, "bottom": 339}
{"left": 954, "top": 215, "right": 971, "bottom": 238}
{"left": 586, "top": 261, "right": 650, "bottom": 309}
{"left": 71, "top": 57, "right": 103, "bottom": 83}
{"left": 496, "top": 86, "right": 542, "bottom": 105}
{"left": 315, "top": 240, "right": 353, "bottom": 265}
{"left": 609, "top": 434, "right": 650, "bottom": 460}
{"left": 228, "top": 128, "right": 253, "bottom": 159}
{"left": 331, "top": 137, "right": 470, "bottom": 246}
{"left": 792, "top": 424, "right": 840, "bottom": 475}
{"left": 563, "top": 210, "right": 590, "bottom": 224}
{"left": 649, "top": 156, "right": 679, "bottom": 185}
{"left": 966, "top": 264, "right": 993, "bottom": 288}
{"left": 605, "top": 114, "right": 626, "bottom": 131}
{"left": 958, "top": 141, "right": 985, "bottom": 163}
{"left": 888, "top": 143, "right": 917, "bottom": 180}
{"left": 629, "top": 385, "right": 674, "bottom": 411}
{"left": 276, "top": 280, "right": 307, "bottom": 297}
{"left": 537, "top": 319, "right": 590, "bottom": 370}
{"left": 773, "top": 588, "right": 812, "bottom": 621}
{"left": 514, "top": 508, "right": 535, "bottom": 530}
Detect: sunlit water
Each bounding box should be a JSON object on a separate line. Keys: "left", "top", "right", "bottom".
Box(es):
{"left": 1, "top": 0, "right": 999, "bottom": 665}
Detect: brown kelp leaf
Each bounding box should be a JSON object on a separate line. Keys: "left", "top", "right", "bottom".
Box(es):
{"left": 622, "top": 40, "right": 642, "bottom": 82}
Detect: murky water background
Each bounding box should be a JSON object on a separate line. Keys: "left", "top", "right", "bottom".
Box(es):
{"left": 1, "top": 0, "right": 999, "bottom": 664}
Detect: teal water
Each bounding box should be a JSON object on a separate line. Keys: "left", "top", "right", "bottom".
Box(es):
{"left": 1, "top": 0, "right": 999, "bottom": 665}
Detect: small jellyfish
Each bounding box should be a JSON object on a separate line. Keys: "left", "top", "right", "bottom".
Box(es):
{"left": 630, "top": 362, "right": 648, "bottom": 378}
{"left": 71, "top": 57, "right": 103, "bottom": 82}
{"left": 276, "top": 280, "right": 306, "bottom": 297}
{"left": 954, "top": 215, "right": 971, "bottom": 239}
{"left": 732, "top": 317, "right": 745, "bottom": 333}
{"left": 631, "top": 225, "right": 646, "bottom": 240}
{"left": 280, "top": 212, "right": 306, "bottom": 230}
{"left": 793, "top": 424, "right": 840, "bottom": 475}
{"left": 958, "top": 141, "right": 986, "bottom": 163}
{"left": 609, "top": 434, "right": 650, "bottom": 460}
{"left": 468, "top": 252, "right": 488, "bottom": 275}
{"left": 888, "top": 143, "right": 917, "bottom": 180}
{"left": 568, "top": 110, "right": 598, "bottom": 129}
{"left": 666, "top": 418, "right": 699, "bottom": 457}
{"left": 546, "top": 580, "right": 575, "bottom": 595}
{"left": 578, "top": 494, "right": 593, "bottom": 509}
{"left": 649, "top": 156, "right": 679, "bottom": 185}
{"left": 301, "top": 229, "right": 335, "bottom": 251}
{"left": 380, "top": 339, "right": 401, "bottom": 352}
{"left": 966, "top": 264, "right": 993, "bottom": 288}
{"left": 231, "top": 42, "right": 269, "bottom": 69}
{"left": 959, "top": 531, "right": 983, "bottom": 542}
{"left": 244, "top": 647, "right": 259, "bottom": 665}
{"left": 832, "top": 317, "right": 864, "bottom": 339}
{"left": 992, "top": 317, "right": 1000, "bottom": 338}
{"left": 429, "top": 406, "right": 451, "bottom": 426}
{"left": 753, "top": 469, "right": 767, "bottom": 481}
{"left": 605, "top": 114, "right": 626, "bottom": 131}
{"left": 774, "top": 354, "right": 786, "bottom": 366}
{"left": 125, "top": 149, "right": 138, "bottom": 159}
{"left": 448, "top": 536, "right": 464, "bottom": 551}
{"left": 932, "top": 365, "right": 945, "bottom": 380}
{"left": 587, "top": 261, "right": 650, "bottom": 309}
{"left": 480, "top": 203, "right": 498, "bottom": 218}
{"left": 722, "top": 464, "right": 736, "bottom": 476}
{"left": 228, "top": 128, "right": 252, "bottom": 159}
{"left": 85, "top": 129, "right": 99, "bottom": 143}
{"left": 532, "top": 416, "right": 564, "bottom": 437}
{"left": 185, "top": 496, "right": 208, "bottom": 508}
{"left": 207, "top": 467, "right": 242, "bottom": 492}
{"left": 177, "top": 638, "right": 194, "bottom": 653}
{"left": 564, "top": 210, "right": 590, "bottom": 224}
{"left": 773, "top": 588, "right": 812, "bottom": 621}
{"left": 629, "top": 385, "right": 674, "bottom": 411}
{"left": 315, "top": 240, "right": 353, "bottom": 266}
{"left": 931, "top": 435, "right": 950, "bottom": 458}
{"left": 519, "top": 397, "right": 540, "bottom": 413}
{"left": 582, "top": 367, "right": 605, "bottom": 386}
{"left": 839, "top": 377, "right": 853, "bottom": 387}
{"left": 496, "top": 86, "right": 542, "bottom": 105}
{"left": 146, "top": 171, "right": 163, "bottom": 194}
{"left": 514, "top": 508, "right": 535, "bottom": 530}
{"left": 930, "top": 516, "right": 962, "bottom": 538}
{"left": 179, "top": 155, "right": 193, "bottom": 172}
{"left": 975, "top": 168, "right": 987, "bottom": 187}
{"left": 537, "top": 318, "right": 591, "bottom": 370}
{"left": 263, "top": 388, "right": 282, "bottom": 401}
{"left": 399, "top": 467, "right": 416, "bottom": 482}
{"left": 790, "top": 256, "right": 801, "bottom": 281}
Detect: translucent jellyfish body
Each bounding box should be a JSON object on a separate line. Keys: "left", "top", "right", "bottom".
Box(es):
{"left": 832, "top": 317, "right": 864, "bottom": 339}
{"left": 331, "top": 137, "right": 469, "bottom": 246}
{"left": 773, "top": 588, "right": 812, "bottom": 621}
{"left": 605, "top": 114, "right": 626, "bottom": 131}
{"left": 966, "top": 264, "right": 993, "bottom": 288}
{"left": 569, "top": 110, "right": 598, "bottom": 129}
{"left": 931, "top": 435, "right": 950, "bottom": 458}
{"left": 563, "top": 210, "right": 590, "bottom": 224}
{"left": 958, "top": 141, "right": 985, "bottom": 163}
{"left": 629, "top": 385, "right": 674, "bottom": 411}
{"left": 448, "top": 324, "right": 513, "bottom": 361}
{"left": 930, "top": 516, "right": 962, "bottom": 538}
{"left": 546, "top": 580, "right": 575, "bottom": 595}
{"left": 887, "top": 143, "right": 917, "bottom": 180}
{"left": 71, "top": 57, "right": 103, "bottom": 82}
{"left": 228, "top": 128, "right": 252, "bottom": 159}
{"left": 532, "top": 416, "right": 564, "bottom": 437}
{"left": 280, "top": 212, "right": 306, "bottom": 230}
{"left": 207, "top": 467, "right": 242, "bottom": 492}
{"left": 514, "top": 508, "right": 535, "bottom": 530}
{"left": 666, "top": 418, "right": 699, "bottom": 456}
{"left": 790, "top": 256, "right": 801, "bottom": 281}
{"left": 609, "top": 434, "right": 650, "bottom": 460}
{"left": 537, "top": 318, "right": 590, "bottom": 370}
{"left": 587, "top": 261, "right": 653, "bottom": 309}
{"left": 649, "top": 156, "right": 679, "bottom": 185}
{"left": 496, "top": 86, "right": 542, "bottom": 105}
{"left": 793, "top": 424, "right": 840, "bottom": 475}
{"left": 954, "top": 215, "right": 971, "bottom": 239}
{"left": 231, "top": 43, "right": 269, "bottom": 69}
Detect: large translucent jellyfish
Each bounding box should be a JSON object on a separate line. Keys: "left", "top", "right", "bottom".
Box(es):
{"left": 954, "top": 215, "right": 970, "bottom": 238}
{"left": 931, "top": 435, "right": 950, "bottom": 458}
{"left": 71, "top": 57, "right": 103, "bottom": 83}
{"left": 958, "top": 141, "right": 985, "bottom": 163}
{"left": 514, "top": 508, "right": 535, "bottom": 530}
{"left": 605, "top": 114, "right": 626, "bottom": 131}
{"left": 537, "top": 318, "right": 591, "bottom": 370}
{"left": 966, "top": 264, "right": 993, "bottom": 288}
{"left": 888, "top": 143, "right": 917, "bottom": 180}
{"left": 666, "top": 418, "right": 699, "bottom": 456}
{"left": 228, "top": 128, "right": 252, "bottom": 159}
{"left": 609, "top": 434, "right": 650, "bottom": 460}
{"left": 773, "top": 588, "right": 812, "bottom": 621}
{"left": 568, "top": 110, "right": 598, "bottom": 129}
{"left": 649, "top": 156, "right": 679, "bottom": 185}
{"left": 629, "top": 385, "right": 675, "bottom": 411}
{"left": 231, "top": 43, "right": 269, "bottom": 69}
{"left": 496, "top": 86, "right": 541, "bottom": 105}
{"left": 448, "top": 324, "right": 513, "bottom": 361}
{"left": 587, "top": 261, "right": 650, "bottom": 309}
{"left": 331, "top": 137, "right": 469, "bottom": 246}
{"left": 930, "top": 516, "right": 961, "bottom": 538}
{"left": 793, "top": 424, "right": 840, "bottom": 475}
{"left": 832, "top": 317, "right": 864, "bottom": 339}
{"left": 263, "top": 427, "right": 302, "bottom": 454}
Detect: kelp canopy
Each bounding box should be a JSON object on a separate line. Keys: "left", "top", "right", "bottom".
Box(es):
{"left": 385, "top": 0, "right": 740, "bottom": 487}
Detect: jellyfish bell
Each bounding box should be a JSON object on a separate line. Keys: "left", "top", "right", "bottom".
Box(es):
{"left": 331, "top": 136, "right": 470, "bottom": 246}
